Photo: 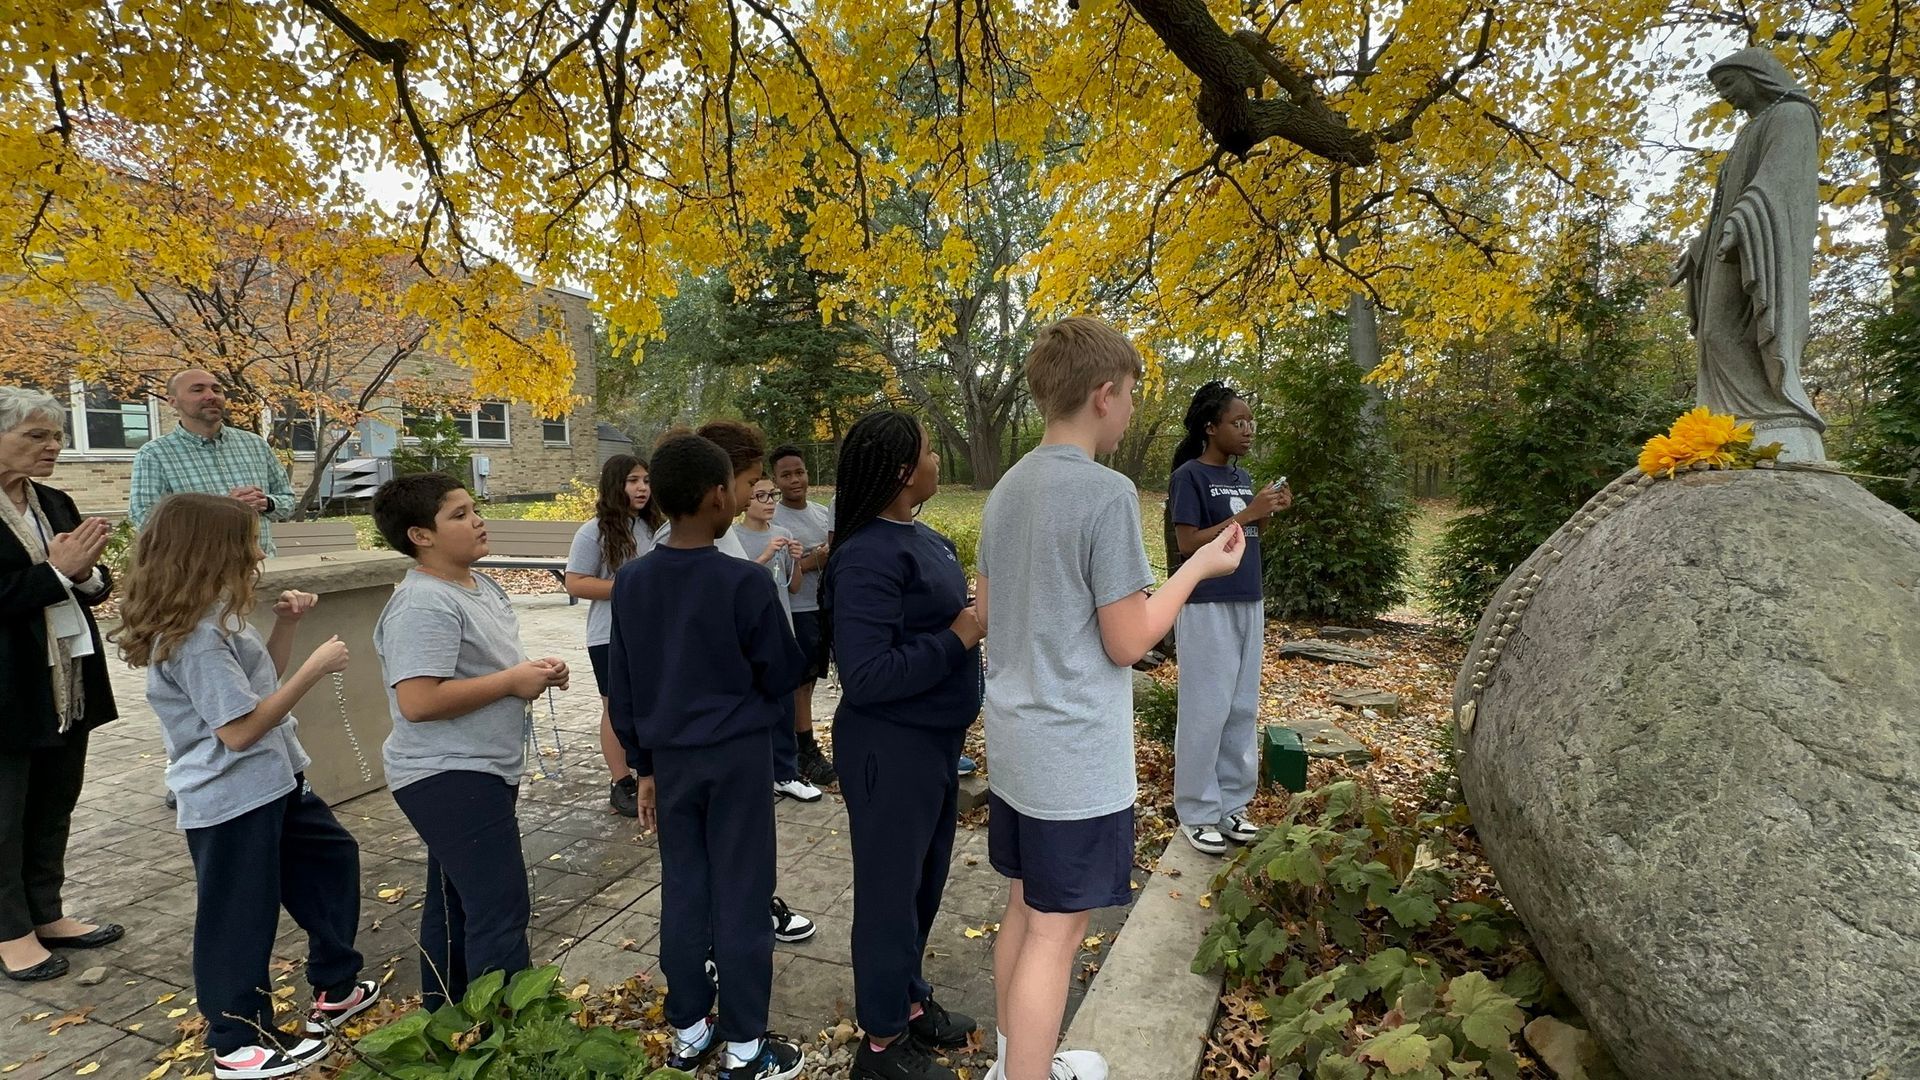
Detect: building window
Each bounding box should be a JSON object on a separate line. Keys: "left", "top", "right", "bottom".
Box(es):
{"left": 541, "top": 417, "right": 570, "bottom": 445}
{"left": 403, "top": 402, "right": 510, "bottom": 444}
{"left": 269, "top": 403, "right": 319, "bottom": 453}
{"left": 66, "top": 382, "right": 157, "bottom": 454}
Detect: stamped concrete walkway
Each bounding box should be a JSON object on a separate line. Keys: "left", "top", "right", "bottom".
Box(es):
{"left": 0, "top": 592, "right": 1131, "bottom": 1078}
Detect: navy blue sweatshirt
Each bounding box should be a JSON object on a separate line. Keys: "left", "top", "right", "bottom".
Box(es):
{"left": 829, "top": 519, "right": 982, "bottom": 731}
{"left": 608, "top": 544, "right": 807, "bottom": 776}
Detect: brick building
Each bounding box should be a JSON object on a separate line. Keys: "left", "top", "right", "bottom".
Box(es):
{"left": 44, "top": 285, "right": 602, "bottom": 515}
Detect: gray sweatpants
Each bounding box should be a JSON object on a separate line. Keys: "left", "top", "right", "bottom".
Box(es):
{"left": 1174, "top": 600, "right": 1264, "bottom": 828}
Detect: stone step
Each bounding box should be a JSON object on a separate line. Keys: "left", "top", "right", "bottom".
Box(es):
{"left": 1276, "top": 639, "right": 1384, "bottom": 667}
{"left": 1061, "top": 838, "right": 1224, "bottom": 1079}
{"left": 1329, "top": 688, "right": 1401, "bottom": 716}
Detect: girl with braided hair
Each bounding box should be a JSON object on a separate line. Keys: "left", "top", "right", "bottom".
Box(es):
{"left": 1167, "top": 382, "right": 1291, "bottom": 856}
{"left": 823, "top": 410, "right": 983, "bottom": 1080}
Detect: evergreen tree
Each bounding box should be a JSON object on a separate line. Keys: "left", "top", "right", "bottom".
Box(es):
{"left": 1252, "top": 319, "right": 1413, "bottom": 620}
{"left": 1849, "top": 280, "right": 1920, "bottom": 520}
{"left": 1426, "top": 233, "right": 1690, "bottom": 628}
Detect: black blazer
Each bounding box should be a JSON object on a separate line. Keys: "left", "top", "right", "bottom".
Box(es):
{"left": 0, "top": 482, "right": 117, "bottom": 750}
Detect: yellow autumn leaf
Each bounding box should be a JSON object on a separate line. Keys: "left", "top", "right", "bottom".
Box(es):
{"left": 144, "top": 1066, "right": 171, "bottom": 1080}
{"left": 167, "top": 1008, "right": 189, "bottom": 1019}
{"left": 75, "top": 1064, "right": 100, "bottom": 1076}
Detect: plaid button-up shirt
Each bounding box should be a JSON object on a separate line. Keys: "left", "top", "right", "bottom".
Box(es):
{"left": 128, "top": 425, "right": 296, "bottom": 555}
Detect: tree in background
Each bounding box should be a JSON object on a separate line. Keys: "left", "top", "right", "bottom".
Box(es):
{"left": 1251, "top": 320, "right": 1413, "bottom": 620}
{"left": 1425, "top": 226, "right": 1693, "bottom": 628}
{"left": 1848, "top": 278, "right": 1920, "bottom": 519}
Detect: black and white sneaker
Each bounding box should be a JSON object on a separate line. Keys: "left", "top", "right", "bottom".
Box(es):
{"left": 718, "top": 1033, "right": 805, "bottom": 1080}
{"left": 1183, "top": 825, "right": 1227, "bottom": 856}
{"left": 1221, "top": 812, "right": 1259, "bottom": 843}
{"left": 212, "top": 1028, "right": 330, "bottom": 1079}
{"left": 667, "top": 1016, "right": 718, "bottom": 1071}
{"left": 609, "top": 776, "right": 640, "bottom": 818}
{"left": 798, "top": 739, "right": 839, "bottom": 787}
{"left": 304, "top": 978, "right": 382, "bottom": 1034}
{"left": 773, "top": 778, "right": 823, "bottom": 803}
{"left": 853, "top": 1034, "right": 957, "bottom": 1080}
{"left": 908, "top": 993, "right": 977, "bottom": 1049}
{"left": 770, "top": 897, "right": 816, "bottom": 943}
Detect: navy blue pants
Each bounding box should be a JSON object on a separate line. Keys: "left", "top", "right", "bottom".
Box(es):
{"left": 392, "top": 771, "right": 531, "bottom": 1010}
{"left": 185, "top": 780, "right": 363, "bottom": 1053}
{"left": 655, "top": 730, "right": 776, "bottom": 1041}
{"left": 773, "top": 693, "right": 799, "bottom": 783}
{"left": 839, "top": 719, "right": 963, "bottom": 1037}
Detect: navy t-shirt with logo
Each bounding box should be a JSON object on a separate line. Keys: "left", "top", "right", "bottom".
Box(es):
{"left": 1169, "top": 459, "right": 1265, "bottom": 604}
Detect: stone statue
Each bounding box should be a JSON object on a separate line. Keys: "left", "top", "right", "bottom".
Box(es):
{"left": 1673, "top": 48, "right": 1827, "bottom": 461}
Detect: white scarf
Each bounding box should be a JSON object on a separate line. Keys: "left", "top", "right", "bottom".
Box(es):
{"left": 0, "top": 483, "right": 88, "bottom": 732}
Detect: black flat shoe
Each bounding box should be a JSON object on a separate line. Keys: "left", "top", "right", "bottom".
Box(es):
{"left": 38, "top": 923, "right": 124, "bottom": 949}
{"left": 3, "top": 954, "right": 69, "bottom": 982}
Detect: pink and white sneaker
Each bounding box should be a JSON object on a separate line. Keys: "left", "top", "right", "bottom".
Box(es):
{"left": 303, "top": 978, "right": 382, "bottom": 1035}
{"left": 212, "top": 1030, "right": 329, "bottom": 1079}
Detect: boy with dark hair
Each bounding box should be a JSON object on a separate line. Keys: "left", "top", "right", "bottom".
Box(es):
{"left": 608, "top": 435, "right": 809, "bottom": 1080}
{"left": 977, "top": 317, "right": 1246, "bottom": 1080}
{"left": 369, "top": 472, "right": 570, "bottom": 1009}
{"left": 768, "top": 445, "right": 837, "bottom": 786}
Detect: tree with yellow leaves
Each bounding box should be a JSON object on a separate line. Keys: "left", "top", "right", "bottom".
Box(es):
{"left": 2, "top": 0, "right": 1905, "bottom": 395}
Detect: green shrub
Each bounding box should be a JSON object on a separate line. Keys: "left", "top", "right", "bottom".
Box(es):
{"left": 520, "top": 479, "right": 597, "bottom": 522}
{"left": 336, "top": 965, "right": 687, "bottom": 1080}
{"left": 1135, "top": 674, "right": 1179, "bottom": 748}
{"left": 1849, "top": 279, "right": 1920, "bottom": 521}
{"left": 1195, "top": 781, "right": 1547, "bottom": 1079}
{"left": 391, "top": 413, "right": 474, "bottom": 480}
{"left": 1250, "top": 321, "right": 1413, "bottom": 620}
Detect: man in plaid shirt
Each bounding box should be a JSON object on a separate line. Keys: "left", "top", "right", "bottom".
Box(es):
{"left": 129, "top": 369, "right": 296, "bottom": 555}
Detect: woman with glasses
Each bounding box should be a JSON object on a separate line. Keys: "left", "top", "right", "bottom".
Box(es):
{"left": 0, "top": 386, "right": 123, "bottom": 981}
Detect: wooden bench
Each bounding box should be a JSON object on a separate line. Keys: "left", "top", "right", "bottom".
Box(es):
{"left": 272, "top": 520, "right": 362, "bottom": 556}
{"left": 477, "top": 519, "right": 580, "bottom": 603}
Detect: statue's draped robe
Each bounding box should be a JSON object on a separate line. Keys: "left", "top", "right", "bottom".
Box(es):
{"left": 1681, "top": 99, "right": 1825, "bottom": 438}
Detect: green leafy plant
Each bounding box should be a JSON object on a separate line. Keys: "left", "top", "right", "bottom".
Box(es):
{"left": 336, "top": 965, "right": 687, "bottom": 1080}
{"left": 916, "top": 503, "right": 979, "bottom": 576}
{"left": 1135, "top": 673, "right": 1179, "bottom": 748}
{"left": 1195, "top": 781, "right": 1548, "bottom": 1079}
{"left": 1848, "top": 278, "right": 1920, "bottom": 521}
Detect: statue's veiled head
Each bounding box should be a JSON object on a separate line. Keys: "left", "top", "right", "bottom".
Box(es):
{"left": 1708, "top": 48, "right": 1818, "bottom": 122}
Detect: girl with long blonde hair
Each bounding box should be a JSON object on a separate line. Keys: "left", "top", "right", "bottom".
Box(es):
{"left": 116, "top": 494, "right": 379, "bottom": 1080}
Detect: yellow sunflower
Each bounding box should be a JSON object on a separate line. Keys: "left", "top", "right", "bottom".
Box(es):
{"left": 1638, "top": 433, "right": 1692, "bottom": 477}
{"left": 1668, "top": 407, "right": 1754, "bottom": 466}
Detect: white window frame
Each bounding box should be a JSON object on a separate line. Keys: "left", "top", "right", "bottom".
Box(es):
{"left": 262, "top": 404, "right": 325, "bottom": 460}
{"left": 402, "top": 401, "right": 512, "bottom": 446}
{"left": 541, "top": 415, "right": 571, "bottom": 447}
{"left": 64, "top": 379, "right": 160, "bottom": 457}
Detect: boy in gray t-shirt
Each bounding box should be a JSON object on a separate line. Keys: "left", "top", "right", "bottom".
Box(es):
{"left": 371, "top": 472, "right": 571, "bottom": 1010}
{"left": 978, "top": 318, "right": 1244, "bottom": 1080}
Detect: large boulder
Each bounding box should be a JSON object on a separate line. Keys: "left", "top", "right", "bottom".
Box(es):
{"left": 1453, "top": 468, "right": 1920, "bottom": 1080}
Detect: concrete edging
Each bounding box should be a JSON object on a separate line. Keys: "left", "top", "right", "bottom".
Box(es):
{"left": 1061, "top": 837, "right": 1224, "bottom": 1080}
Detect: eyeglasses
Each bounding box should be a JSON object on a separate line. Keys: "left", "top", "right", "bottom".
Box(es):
{"left": 750, "top": 492, "right": 779, "bottom": 503}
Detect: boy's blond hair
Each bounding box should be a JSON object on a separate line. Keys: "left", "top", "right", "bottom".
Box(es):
{"left": 1025, "top": 316, "right": 1143, "bottom": 420}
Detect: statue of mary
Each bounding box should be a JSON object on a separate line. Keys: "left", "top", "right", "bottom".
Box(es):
{"left": 1673, "top": 48, "right": 1827, "bottom": 461}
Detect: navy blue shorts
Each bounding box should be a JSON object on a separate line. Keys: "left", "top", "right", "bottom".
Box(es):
{"left": 790, "top": 610, "right": 829, "bottom": 682}
{"left": 587, "top": 644, "right": 610, "bottom": 697}
{"left": 987, "top": 791, "right": 1135, "bottom": 914}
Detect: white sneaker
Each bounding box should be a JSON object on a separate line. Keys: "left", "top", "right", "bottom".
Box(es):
{"left": 1184, "top": 825, "right": 1228, "bottom": 855}
{"left": 773, "top": 778, "right": 822, "bottom": 803}
{"left": 985, "top": 1050, "right": 1110, "bottom": 1080}
{"left": 770, "top": 897, "right": 816, "bottom": 943}
{"left": 1221, "top": 812, "right": 1259, "bottom": 843}
{"left": 303, "top": 978, "right": 382, "bottom": 1034}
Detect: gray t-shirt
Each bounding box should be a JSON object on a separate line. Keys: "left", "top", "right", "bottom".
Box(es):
{"left": 567, "top": 517, "right": 656, "bottom": 647}
{"left": 375, "top": 569, "right": 530, "bottom": 791}
{"left": 979, "top": 444, "right": 1154, "bottom": 820}
{"left": 150, "top": 616, "right": 312, "bottom": 830}
{"left": 729, "top": 522, "right": 796, "bottom": 625}
{"left": 655, "top": 520, "right": 748, "bottom": 559}
{"left": 772, "top": 501, "right": 831, "bottom": 612}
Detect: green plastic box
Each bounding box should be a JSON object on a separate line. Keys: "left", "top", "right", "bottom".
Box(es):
{"left": 1263, "top": 727, "right": 1309, "bottom": 792}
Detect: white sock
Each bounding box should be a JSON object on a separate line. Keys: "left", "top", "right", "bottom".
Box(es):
{"left": 674, "top": 1017, "right": 712, "bottom": 1053}
{"left": 725, "top": 1038, "right": 763, "bottom": 1066}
